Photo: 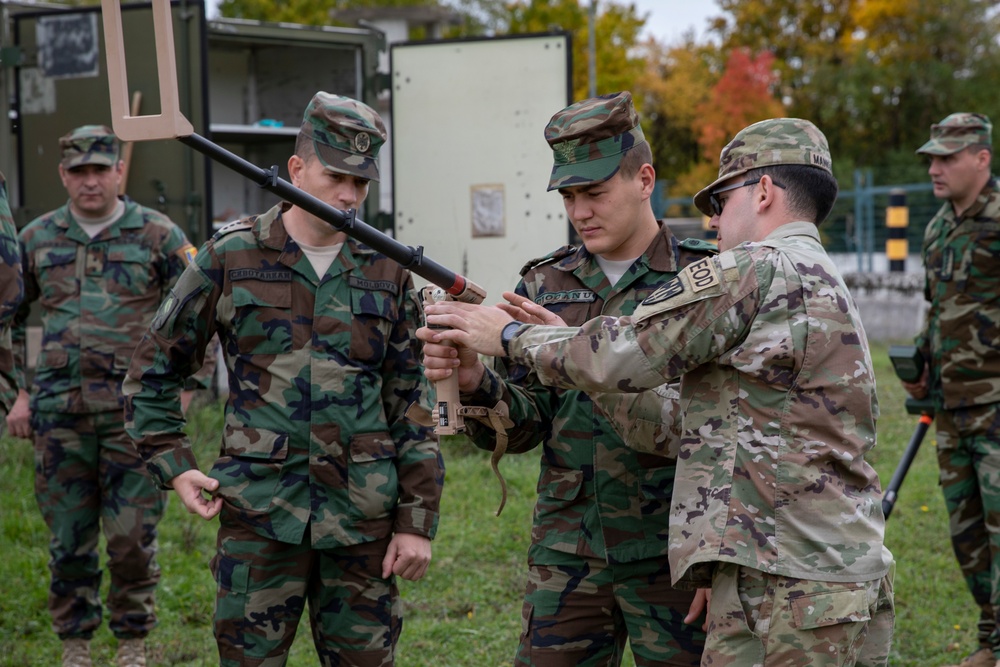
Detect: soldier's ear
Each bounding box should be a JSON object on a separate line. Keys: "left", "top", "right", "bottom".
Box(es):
{"left": 288, "top": 154, "right": 305, "bottom": 187}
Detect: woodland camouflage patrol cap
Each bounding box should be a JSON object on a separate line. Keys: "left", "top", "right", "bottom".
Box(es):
{"left": 916, "top": 112, "right": 993, "bottom": 156}
{"left": 694, "top": 117, "right": 832, "bottom": 216}
{"left": 300, "top": 92, "right": 386, "bottom": 181}
{"left": 60, "top": 125, "right": 119, "bottom": 169}
{"left": 545, "top": 91, "right": 647, "bottom": 191}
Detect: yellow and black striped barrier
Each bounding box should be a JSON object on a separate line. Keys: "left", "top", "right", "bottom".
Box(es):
{"left": 886, "top": 188, "right": 908, "bottom": 272}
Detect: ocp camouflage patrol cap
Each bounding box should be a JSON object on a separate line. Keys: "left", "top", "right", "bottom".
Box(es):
{"left": 300, "top": 92, "right": 386, "bottom": 181}
{"left": 59, "top": 125, "right": 119, "bottom": 169}
{"left": 916, "top": 112, "right": 992, "bottom": 156}
{"left": 693, "top": 117, "right": 832, "bottom": 216}
{"left": 544, "top": 91, "right": 647, "bottom": 191}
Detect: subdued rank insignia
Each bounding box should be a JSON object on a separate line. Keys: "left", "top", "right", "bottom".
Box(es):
{"left": 354, "top": 132, "right": 371, "bottom": 153}
{"left": 641, "top": 278, "right": 684, "bottom": 306}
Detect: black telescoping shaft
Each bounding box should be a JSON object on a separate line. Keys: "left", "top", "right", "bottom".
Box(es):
{"left": 179, "top": 133, "right": 480, "bottom": 301}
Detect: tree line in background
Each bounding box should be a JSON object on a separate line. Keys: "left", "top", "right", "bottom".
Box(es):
{"left": 218, "top": 0, "right": 1000, "bottom": 199}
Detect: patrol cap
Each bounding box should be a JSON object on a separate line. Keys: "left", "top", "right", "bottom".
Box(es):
{"left": 693, "top": 117, "right": 832, "bottom": 216}
{"left": 59, "top": 125, "right": 119, "bottom": 169}
{"left": 544, "top": 91, "right": 647, "bottom": 191}
{"left": 300, "top": 92, "right": 386, "bottom": 182}
{"left": 916, "top": 112, "right": 992, "bottom": 156}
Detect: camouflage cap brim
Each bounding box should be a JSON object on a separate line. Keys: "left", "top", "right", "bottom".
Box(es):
{"left": 313, "top": 139, "right": 381, "bottom": 182}
{"left": 547, "top": 152, "right": 623, "bottom": 191}
{"left": 62, "top": 152, "right": 118, "bottom": 170}
{"left": 916, "top": 138, "right": 970, "bottom": 156}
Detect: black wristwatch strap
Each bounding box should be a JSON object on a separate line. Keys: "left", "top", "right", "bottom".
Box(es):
{"left": 500, "top": 321, "right": 524, "bottom": 357}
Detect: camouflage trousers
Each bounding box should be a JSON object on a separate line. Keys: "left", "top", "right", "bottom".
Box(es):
{"left": 211, "top": 516, "right": 401, "bottom": 667}
{"left": 32, "top": 409, "right": 165, "bottom": 640}
{"left": 936, "top": 402, "right": 1000, "bottom": 654}
{"left": 515, "top": 544, "right": 705, "bottom": 667}
{"left": 703, "top": 563, "right": 894, "bottom": 667}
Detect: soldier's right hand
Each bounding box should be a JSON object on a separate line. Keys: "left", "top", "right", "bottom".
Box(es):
{"left": 172, "top": 469, "right": 223, "bottom": 520}
{"left": 6, "top": 390, "right": 32, "bottom": 440}
{"left": 901, "top": 364, "right": 929, "bottom": 400}
{"left": 416, "top": 326, "right": 486, "bottom": 392}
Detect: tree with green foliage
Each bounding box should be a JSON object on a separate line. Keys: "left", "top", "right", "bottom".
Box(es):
{"left": 503, "top": 0, "right": 647, "bottom": 105}
{"left": 712, "top": 0, "right": 1000, "bottom": 175}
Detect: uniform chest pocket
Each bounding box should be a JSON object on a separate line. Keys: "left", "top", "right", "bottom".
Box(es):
{"left": 349, "top": 288, "right": 398, "bottom": 363}
{"left": 232, "top": 281, "right": 293, "bottom": 355}
{"left": 36, "top": 248, "right": 79, "bottom": 303}
{"left": 104, "top": 244, "right": 152, "bottom": 296}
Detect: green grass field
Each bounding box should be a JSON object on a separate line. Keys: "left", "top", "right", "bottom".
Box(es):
{"left": 0, "top": 343, "right": 979, "bottom": 666}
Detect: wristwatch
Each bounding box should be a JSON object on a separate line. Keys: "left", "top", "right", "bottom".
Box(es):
{"left": 500, "top": 321, "right": 524, "bottom": 357}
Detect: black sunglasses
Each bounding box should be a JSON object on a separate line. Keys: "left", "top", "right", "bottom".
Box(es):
{"left": 709, "top": 177, "right": 786, "bottom": 216}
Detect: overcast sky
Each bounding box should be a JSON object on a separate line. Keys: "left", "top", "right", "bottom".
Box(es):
{"left": 631, "top": 0, "right": 720, "bottom": 44}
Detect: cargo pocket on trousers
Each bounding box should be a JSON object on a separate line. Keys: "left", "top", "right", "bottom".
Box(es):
{"left": 213, "top": 554, "right": 250, "bottom": 619}
{"left": 789, "top": 588, "right": 871, "bottom": 629}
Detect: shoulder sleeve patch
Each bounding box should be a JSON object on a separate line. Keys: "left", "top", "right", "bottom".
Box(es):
{"left": 519, "top": 244, "right": 577, "bottom": 276}
{"left": 176, "top": 243, "right": 197, "bottom": 265}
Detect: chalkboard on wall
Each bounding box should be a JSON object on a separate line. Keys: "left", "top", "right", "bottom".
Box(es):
{"left": 37, "top": 13, "right": 99, "bottom": 80}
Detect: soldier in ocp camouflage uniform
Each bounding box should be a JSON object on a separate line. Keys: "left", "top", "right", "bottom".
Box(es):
{"left": 423, "top": 118, "right": 896, "bottom": 666}
{"left": 0, "top": 172, "right": 23, "bottom": 425}
{"left": 904, "top": 113, "right": 1000, "bottom": 667}
{"left": 6, "top": 125, "right": 206, "bottom": 667}
{"left": 123, "top": 92, "right": 442, "bottom": 667}
{"left": 422, "top": 92, "right": 710, "bottom": 666}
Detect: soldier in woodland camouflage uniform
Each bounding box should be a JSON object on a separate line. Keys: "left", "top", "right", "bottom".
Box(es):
{"left": 6, "top": 125, "right": 206, "bottom": 667}
{"left": 0, "top": 173, "right": 23, "bottom": 425}
{"left": 905, "top": 113, "right": 1000, "bottom": 667}
{"left": 422, "top": 92, "right": 711, "bottom": 666}
{"left": 123, "top": 92, "right": 442, "bottom": 667}
{"left": 423, "top": 118, "right": 896, "bottom": 666}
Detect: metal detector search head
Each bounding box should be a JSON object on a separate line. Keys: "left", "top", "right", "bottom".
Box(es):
{"left": 100, "top": 0, "right": 193, "bottom": 141}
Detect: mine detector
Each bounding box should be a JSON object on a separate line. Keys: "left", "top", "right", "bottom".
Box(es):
{"left": 95, "top": 0, "right": 572, "bottom": 513}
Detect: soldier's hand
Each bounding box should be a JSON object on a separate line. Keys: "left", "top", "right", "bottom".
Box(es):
{"left": 172, "top": 469, "right": 222, "bottom": 520}
{"left": 423, "top": 301, "right": 512, "bottom": 357}
{"left": 684, "top": 588, "right": 711, "bottom": 631}
{"left": 498, "top": 291, "right": 567, "bottom": 326}
{"left": 381, "top": 532, "right": 432, "bottom": 582}
{"left": 417, "top": 326, "right": 486, "bottom": 392}
{"left": 6, "top": 390, "right": 32, "bottom": 440}
{"left": 901, "top": 364, "right": 929, "bottom": 400}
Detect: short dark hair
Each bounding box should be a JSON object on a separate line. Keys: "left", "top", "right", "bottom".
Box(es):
{"left": 618, "top": 140, "right": 653, "bottom": 180}
{"left": 745, "top": 164, "right": 839, "bottom": 224}
{"left": 294, "top": 132, "right": 316, "bottom": 161}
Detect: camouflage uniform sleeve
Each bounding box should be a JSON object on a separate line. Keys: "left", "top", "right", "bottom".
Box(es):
{"left": 157, "top": 222, "right": 217, "bottom": 392}
{"left": 507, "top": 252, "right": 761, "bottom": 393}
{"left": 11, "top": 228, "right": 40, "bottom": 393}
{"left": 385, "top": 278, "right": 443, "bottom": 537}
{"left": 463, "top": 279, "right": 561, "bottom": 454}
{"left": 123, "top": 248, "right": 220, "bottom": 488}
{"left": 0, "top": 178, "right": 22, "bottom": 413}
